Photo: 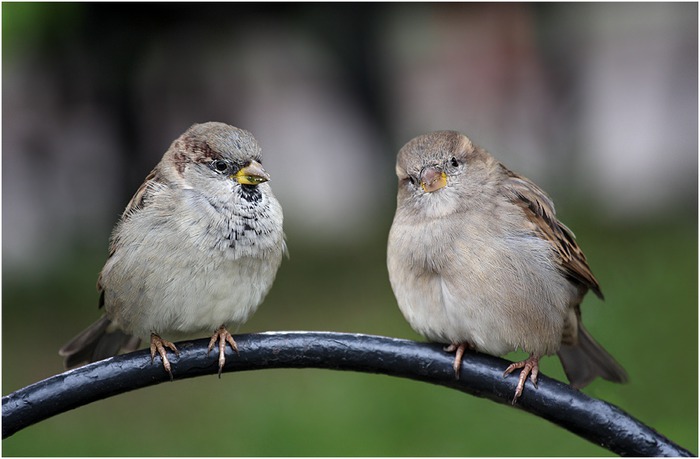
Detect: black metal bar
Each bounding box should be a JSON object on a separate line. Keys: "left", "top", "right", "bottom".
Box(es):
{"left": 2, "top": 332, "right": 692, "bottom": 456}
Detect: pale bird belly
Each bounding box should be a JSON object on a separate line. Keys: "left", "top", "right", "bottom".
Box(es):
{"left": 106, "top": 252, "right": 278, "bottom": 339}
{"left": 390, "top": 232, "right": 571, "bottom": 357}
{"left": 398, "top": 273, "right": 517, "bottom": 356}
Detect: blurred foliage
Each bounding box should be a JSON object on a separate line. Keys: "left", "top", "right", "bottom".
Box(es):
{"left": 2, "top": 3, "right": 84, "bottom": 60}
{"left": 2, "top": 214, "right": 697, "bottom": 456}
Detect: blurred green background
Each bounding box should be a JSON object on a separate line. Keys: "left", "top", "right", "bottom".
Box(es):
{"left": 3, "top": 3, "right": 697, "bottom": 456}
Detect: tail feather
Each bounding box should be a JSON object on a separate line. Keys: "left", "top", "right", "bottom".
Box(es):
{"left": 557, "top": 323, "right": 628, "bottom": 389}
{"left": 59, "top": 316, "right": 141, "bottom": 369}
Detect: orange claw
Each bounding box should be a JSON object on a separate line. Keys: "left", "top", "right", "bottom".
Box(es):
{"left": 207, "top": 325, "right": 239, "bottom": 377}
{"left": 503, "top": 354, "right": 540, "bottom": 404}
{"left": 150, "top": 333, "right": 179, "bottom": 380}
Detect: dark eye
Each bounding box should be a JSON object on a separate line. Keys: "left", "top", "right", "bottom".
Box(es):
{"left": 211, "top": 160, "right": 229, "bottom": 174}
{"left": 407, "top": 176, "right": 418, "bottom": 186}
{"left": 450, "top": 157, "right": 459, "bottom": 168}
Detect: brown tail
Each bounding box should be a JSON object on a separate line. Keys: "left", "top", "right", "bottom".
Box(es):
{"left": 58, "top": 315, "right": 141, "bottom": 369}
{"left": 557, "top": 323, "right": 628, "bottom": 388}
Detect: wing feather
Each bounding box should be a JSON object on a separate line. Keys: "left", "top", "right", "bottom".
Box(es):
{"left": 500, "top": 166, "right": 603, "bottom": 299}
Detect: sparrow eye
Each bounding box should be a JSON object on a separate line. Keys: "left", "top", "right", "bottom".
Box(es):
{"left": 407, "top": 176, "right": 418, "bottom": 186}
{"left": 450, "top": 157, "right": 459, "bottom": 168}
{"left": 211, "top": 160, "right": 229, "bottom": 174}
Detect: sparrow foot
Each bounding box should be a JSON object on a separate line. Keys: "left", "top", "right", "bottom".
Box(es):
{"left": 444, "top": 342, "right": 473, "bottom": 379}
{"left": 207, "top": 325, "right": 239, "bottom": 377}
{"left": 149, "top": 333, "right": 179, "bottom": 380}
{"left": 503, "top": 354, "right": 540, "bottom": 404}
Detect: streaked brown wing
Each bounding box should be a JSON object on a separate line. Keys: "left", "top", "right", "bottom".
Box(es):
{"left": 500, "top": 166, "right": 603, "bottom": 299}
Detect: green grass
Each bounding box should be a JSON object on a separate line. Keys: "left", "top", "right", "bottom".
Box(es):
{"left": 2, "top": 218, "right": 697, "bottom": 456}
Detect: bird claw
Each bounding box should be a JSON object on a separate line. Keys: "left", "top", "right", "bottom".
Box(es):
{"left": 150, "top": 333, "right": 179, "bottom": 380}
{"left": 207, "top": 325, "right": 238, "bottom": 377}
{"left": 503, "top": 355, "right": 540, "bottom": 405}
{"left": 444, "top": 342, "right": 472, "bottom": 380}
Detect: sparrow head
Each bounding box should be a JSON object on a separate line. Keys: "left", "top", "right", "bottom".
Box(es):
{"left": 394, "top": 131, "right": 497, "bottom": 216}
{"left": 163, "top": 122, "right": 272, "bottom": 197}
{"left": 396, "top": 131, "right": 470, "bottom": 194}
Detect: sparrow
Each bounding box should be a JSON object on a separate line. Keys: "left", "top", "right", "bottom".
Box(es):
{"left": 59, "top": 122, "right": 286, "bottom": 377}
{"left": 387, "top": 130, "right": 627, "bottom": 403}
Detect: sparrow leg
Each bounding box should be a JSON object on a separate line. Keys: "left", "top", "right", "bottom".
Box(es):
{"left": 444, "top": 342, "right": 473, "bottom": 379}
{"left": 207, "top": 325, "right": 239, "bottom": 377}
{"left": 150, "top": 333, "right": 179, "bottom": 380}
{"left": 503, "top": 354, "right": 540, "bottom": 404}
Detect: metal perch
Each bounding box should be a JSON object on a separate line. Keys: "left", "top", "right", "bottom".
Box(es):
{"left": 1, "top": 331, "right": 692, "bottom": 456}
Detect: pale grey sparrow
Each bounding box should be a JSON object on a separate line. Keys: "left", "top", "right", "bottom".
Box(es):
{"left": 387, "top": 130, "right": 627, "bottom": 403}
{"left": 60, "top": 122, "right": 286, "bottom": 377}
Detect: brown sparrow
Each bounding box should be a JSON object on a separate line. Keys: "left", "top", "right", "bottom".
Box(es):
{"left": 387, "top": 130, "right": 627, "bottom": 403}
{"left": 59, "top": 122, "right": 286, "bottom": 377}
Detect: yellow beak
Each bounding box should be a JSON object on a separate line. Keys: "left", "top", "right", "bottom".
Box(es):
{"left": 232, "top": 160, "right": 270, "bottom": 185}
{"left": 420, "top": 167, "right": 447, "bottom": 193}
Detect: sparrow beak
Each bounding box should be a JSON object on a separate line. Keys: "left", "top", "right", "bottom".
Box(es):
{"left": 420, "top": 167, "right": 447, "bottom": 193}
{"left": 232, "top": 160, "right": 270, "bottom": 185}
